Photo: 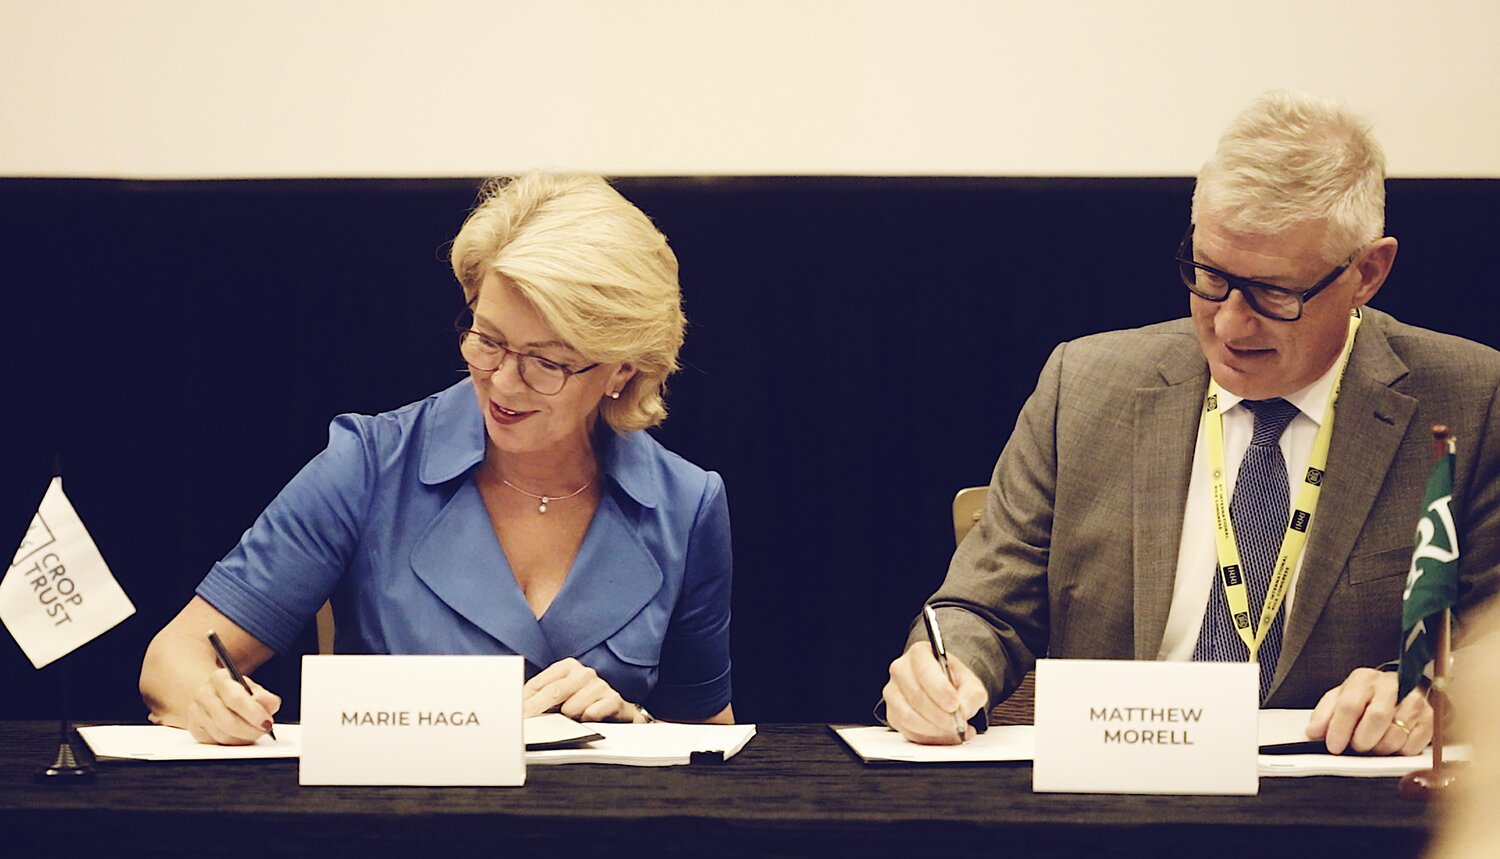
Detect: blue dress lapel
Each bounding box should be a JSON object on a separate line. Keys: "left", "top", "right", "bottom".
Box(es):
{"left": 408, "top": 478, "right": 556, "bottom": 669}
{"left": 538, "top": 490, "right": 665, "bottom": 659}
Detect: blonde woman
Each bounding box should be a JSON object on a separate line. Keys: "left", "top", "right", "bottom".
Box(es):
{"left": 141, "top": 174, "right": 733, "bottom": 743}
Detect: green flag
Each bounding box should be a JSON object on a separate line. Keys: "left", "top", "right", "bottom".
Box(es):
{"left": 1398, "top": 449, "right": 1459, "bottom": 701}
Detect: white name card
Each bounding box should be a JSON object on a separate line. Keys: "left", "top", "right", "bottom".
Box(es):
{"left": 1033, "top": 658, "right": 1258, "bottom": 795}
{"left": 299, "top": 655, "right": 524, "bottom": 787}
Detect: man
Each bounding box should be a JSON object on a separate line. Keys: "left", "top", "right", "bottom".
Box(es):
{"left": 884, "top": 91, "right": 1500, "bottom": 754}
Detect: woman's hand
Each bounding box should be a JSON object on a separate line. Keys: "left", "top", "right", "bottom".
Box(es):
{"left": 175, "top": 669, "right": 282, "bottom": 746}
{"left": 523, "top": 658, "right": 646, "bottom": 722}
{"left": 141, "top": 597, "right": 280, "bottom": 745}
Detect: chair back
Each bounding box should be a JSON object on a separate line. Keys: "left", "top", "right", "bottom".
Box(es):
{"left": 952, "top": 486, "right": 987, "bottom": 545}
{"left": 315, "top": 602, "right": 335, "bottom": 655}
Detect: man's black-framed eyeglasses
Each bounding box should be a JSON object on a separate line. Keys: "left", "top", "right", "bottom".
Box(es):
{"left": 1175, "top": 225, "right": 1356, "bottom": 322}
{"left": 454, "top": 306, "right": 599, "bottom": 396}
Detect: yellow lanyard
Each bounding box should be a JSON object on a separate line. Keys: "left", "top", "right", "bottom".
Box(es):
{"left": 1202, "top": 311, "right": 1361, "bottom": 660}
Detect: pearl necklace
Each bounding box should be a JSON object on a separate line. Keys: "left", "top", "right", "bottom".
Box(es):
{"left": 500, "top": 477, "right": 594, "bottom": 514}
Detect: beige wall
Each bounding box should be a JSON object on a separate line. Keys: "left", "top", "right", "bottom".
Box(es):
{"left": 3, "top": 1, "right": 1497, "bottom": 178}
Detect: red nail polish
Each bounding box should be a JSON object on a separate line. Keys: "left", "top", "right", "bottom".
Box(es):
{"left": 262, "top": 720, "right": 273, "bottom": 730}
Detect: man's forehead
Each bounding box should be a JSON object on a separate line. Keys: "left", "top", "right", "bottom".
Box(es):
{"left": 1194, "top": 219, "right": 1331, "bottom": 277}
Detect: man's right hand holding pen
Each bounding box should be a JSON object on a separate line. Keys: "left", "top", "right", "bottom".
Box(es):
{"left": 882, "top": 636, "right": 988, "bottom": 744}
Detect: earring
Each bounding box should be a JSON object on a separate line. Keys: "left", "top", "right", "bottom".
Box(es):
{"left": 608, "top": 391, "right": 621, "bottom": 400}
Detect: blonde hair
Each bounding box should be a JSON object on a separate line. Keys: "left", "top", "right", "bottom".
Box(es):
{"left": 449, "top": 173, "right": 685, "bottom": 432}
{"left": 1192, "top": 90, "right": 1386, "bottom": 262}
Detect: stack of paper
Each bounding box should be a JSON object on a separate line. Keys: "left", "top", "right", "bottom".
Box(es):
{"left": 523, "top": 713, "right": 604, "bottom": 750}
{"left": 528, "top": 722, "right": 757, "bottom": 766}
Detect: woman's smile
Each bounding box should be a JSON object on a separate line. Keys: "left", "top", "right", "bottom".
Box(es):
{"left": 489, "top": 401, "right": 537, "bottom": 425}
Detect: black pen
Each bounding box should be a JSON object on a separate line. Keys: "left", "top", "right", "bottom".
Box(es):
{"left": 206, "top": 630, "right": 276, "bottom": 740}
{"left": 921, "top": 604, "right": 967, "bottom": 743}
{"left": 1259, "top": 740, "right": 1378, "bottom": 756}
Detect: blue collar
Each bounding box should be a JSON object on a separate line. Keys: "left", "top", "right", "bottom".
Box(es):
{"left": 417, "top": 380, "right": 660, "bottom": 509}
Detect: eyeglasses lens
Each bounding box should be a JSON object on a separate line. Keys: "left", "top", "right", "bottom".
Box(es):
{"left": 459, "top": 332, "right": 568, "bottom": 395}
{"left": 1180, "top": 262, "right": 1301, "bottom": 321}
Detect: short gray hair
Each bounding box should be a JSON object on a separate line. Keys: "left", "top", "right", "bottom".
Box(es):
{"left": 1192, "top": 90, "right": 1386, "bottom": 262}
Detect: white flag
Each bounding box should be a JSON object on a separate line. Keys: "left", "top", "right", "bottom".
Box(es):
{"left": 2, "top": 477, "right": 135, "bottom": 668}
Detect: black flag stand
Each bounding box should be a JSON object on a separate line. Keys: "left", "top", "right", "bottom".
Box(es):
{"left": 35, "top": 659, "right": 94, "bottom": 781}
{"left": 34, "top": 454, "right": 94, "bottom": 782}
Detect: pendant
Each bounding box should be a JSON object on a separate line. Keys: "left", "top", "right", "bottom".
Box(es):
{"left": 539, "top": 497, "right": 549, "bottom": 514}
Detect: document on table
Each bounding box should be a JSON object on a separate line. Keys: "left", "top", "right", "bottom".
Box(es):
{"left": 523, "top": 713, "right": 604, "bottom": 750}
{"left": 1256, "top": 708, "right": 1470, "bottom": 777}
{"left": 527, "top": 722, "right": 757, "bottom": 766}
{"left": 80, "top": 716, "right": 592, "bottom": 761}
{"left": 1257, "top": 708, "right": 1320, "bottom": 746}
{"left": 79, "top": 718, "right": 753, "bottom": 766}
{"left": 833, "top": 711, "right": 1463, "bottom": 777}
{"left": 833, "top": 724, "right": 1034, "bottom": 764}
{"left": 78, "top": 724, "right": 303, "bottom": 761}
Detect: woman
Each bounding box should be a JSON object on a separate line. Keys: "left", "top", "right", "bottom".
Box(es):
{"left": 140, "top": 173, "right": 733, "bottom": 744}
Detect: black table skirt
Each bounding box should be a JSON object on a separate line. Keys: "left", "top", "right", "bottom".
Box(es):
{"left": 0, "top": 721, "right": 1434, "bottom": 858}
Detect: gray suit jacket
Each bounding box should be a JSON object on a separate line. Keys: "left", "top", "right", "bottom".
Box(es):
{"left": 921, "top": 308, "right": 1500, "bottom": 708}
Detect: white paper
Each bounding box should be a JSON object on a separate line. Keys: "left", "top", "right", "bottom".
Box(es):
{"left": 524, "top": 713, "right": 603, "bottom": 749}
{"left": 78, "top": 724, "right": 302, "bottom": 761}
{"left": 1255, "top": 707, "right": 1466, "bottom": 777}
{"left": 77, "top": 719, "right": 752, "bottom": 768}
{"left": 1257, "top": 708, "right": 1319, "bottom": 746}
{"left": 833, "top": 725, "right": 1035, "bottom": 763}
{"left": 1259, "top": 746, "right": 1470, "bottom": 777}
{"left": 2, "top": 478, "right": 135, "bottom": 668}
{"left": 527, "top": 722, "right": 757, "bottom": 766}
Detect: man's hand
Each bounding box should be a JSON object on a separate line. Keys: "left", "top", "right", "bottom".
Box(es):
{"left": 882, "top": 641, "right": 987, "bottom": 745}
{"left": 1305, "top": 667, "right": 1432, "bottom": 755}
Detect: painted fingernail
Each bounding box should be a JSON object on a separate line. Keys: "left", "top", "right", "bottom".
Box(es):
{"left": 262, "top": 720, "right": 273, "bottom": 730}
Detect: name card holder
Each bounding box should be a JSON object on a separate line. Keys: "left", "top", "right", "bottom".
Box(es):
{"left": 1033, "top": 658, "right": 1258, "bottom": 795}
{"left": 300, "top": 654, "right": 524, "bottom": 786}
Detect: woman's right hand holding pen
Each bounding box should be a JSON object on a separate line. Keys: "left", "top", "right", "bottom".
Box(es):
{"left": 180, "top": 669, "right": 282, "bottom": 746}
{"left": 140, "top": 597, "right": 282, "bottom": 745}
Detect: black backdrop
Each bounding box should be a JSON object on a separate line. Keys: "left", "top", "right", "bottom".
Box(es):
{"left": 2, "top": 177, "right": 1496, "bottom": 723}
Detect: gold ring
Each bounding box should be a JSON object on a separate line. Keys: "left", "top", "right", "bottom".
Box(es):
{"left": 1393, "top": 718, "right": 1413, "bottom": 735}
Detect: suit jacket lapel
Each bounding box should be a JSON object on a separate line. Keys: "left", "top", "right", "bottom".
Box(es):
{"left": 1133, "top": 335, "right": 1210, "bottom": 658}
{"left": 538, "top": 491, "right": 664, "bottom": 659}
{"left": 1270, "top": 318, "right": 1414, "bottom": 693}
{"left": 409, "top": 479, "right": 557, "bottom": 669}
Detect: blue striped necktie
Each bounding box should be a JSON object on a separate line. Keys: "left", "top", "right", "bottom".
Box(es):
{"left": 1194, "top": 397, "right": 1301, "bottom": 703}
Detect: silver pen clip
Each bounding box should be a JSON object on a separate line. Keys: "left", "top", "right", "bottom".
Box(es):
{"left": 921, "top": 604, "right": 967, "bottom": 743}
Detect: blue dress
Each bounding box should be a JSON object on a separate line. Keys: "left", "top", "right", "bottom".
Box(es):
{"left": 197, "top": 380, "right": 733, "bottom": 720}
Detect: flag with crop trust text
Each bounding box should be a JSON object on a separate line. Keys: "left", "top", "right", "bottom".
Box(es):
{"left": 2, "top": 477, "right": 134, "bottom": 668}
{"left": 1398, "top": 449, "right": 1459, "bottom": 701}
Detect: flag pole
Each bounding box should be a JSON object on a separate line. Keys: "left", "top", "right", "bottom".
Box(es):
{"left": 34, "top": 455, "right": 95, "bottom": 782}
{"left": 1432, "top": 432, "right": 1456, "bottom": 772}
{"left": 1399, "top": 428, "right": 1458, "bottom": 798}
